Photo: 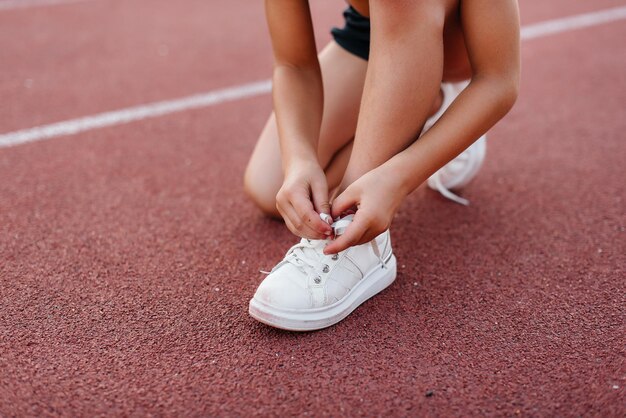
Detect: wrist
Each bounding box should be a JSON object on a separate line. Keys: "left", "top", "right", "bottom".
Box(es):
{"left": 383, "top": 156, "right": 417, "bottom": 197}
{"left": 283, "top": 153, "right": 320, "bottom": 176}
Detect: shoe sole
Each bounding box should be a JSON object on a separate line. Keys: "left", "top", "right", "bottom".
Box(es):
{"left": 249, "top": 254, "right": 397, "bottom": 332}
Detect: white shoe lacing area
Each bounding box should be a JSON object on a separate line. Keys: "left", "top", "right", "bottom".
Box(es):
{"left": 260, "top": 214, "right": 387, "bottom": 276}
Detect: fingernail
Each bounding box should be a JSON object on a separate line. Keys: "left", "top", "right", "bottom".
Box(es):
{"left": 320, "top": 213, "right": 332, "bottom": 225}
{"left": 324, "top": 231, "right": 331, "bottom": 236}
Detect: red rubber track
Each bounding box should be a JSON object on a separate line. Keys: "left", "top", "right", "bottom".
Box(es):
{"left": 0, "top": 0, "right": 624, "bottom": 416}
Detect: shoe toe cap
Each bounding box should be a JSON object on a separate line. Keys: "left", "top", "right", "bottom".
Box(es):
{"left": 253, "top": 273, "right": 312, "bottom": 310}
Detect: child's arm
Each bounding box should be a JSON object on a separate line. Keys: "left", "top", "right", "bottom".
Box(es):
{"left": 326, "top": 0, "right": 520, "bottom": 254}
{"left": 265, "top": 0, "right": 332, "bottom": 238}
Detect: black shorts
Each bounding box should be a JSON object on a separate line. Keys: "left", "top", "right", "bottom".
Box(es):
{"left": 330, "top": 6, "right": 371, "bottom": 61}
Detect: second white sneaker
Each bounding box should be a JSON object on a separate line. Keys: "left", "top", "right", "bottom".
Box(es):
{"left": 421, "top": 81, "right": 487, "bottom": 206}
{"left": 249, "top": 215, "right": 396, "bottom": 331}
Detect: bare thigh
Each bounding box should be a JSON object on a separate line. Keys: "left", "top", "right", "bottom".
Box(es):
{"left": 244, "top": 41, "right": 368, "bottom": 216}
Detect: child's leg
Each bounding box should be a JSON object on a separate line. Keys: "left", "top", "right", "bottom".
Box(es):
{"left": 339, "top": 0, "right": 451, "bottom": 189}
{"left": 244, "top": 41, "right": 368, "bottom": 217}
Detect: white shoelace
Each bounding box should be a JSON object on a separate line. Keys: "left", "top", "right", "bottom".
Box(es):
{"left": 429, "top": 170, "right": 470, "bottom": 206}
{"left": 261, "top": 214, "right": 387, "bottom": 276}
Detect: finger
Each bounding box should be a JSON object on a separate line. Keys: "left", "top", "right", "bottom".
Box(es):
{"left": 310, "top": 178, "right": 331, "bottom": 216}
{"left": 277, "top": 190, "right": 328, "bottom": 237}
{"left": 291, "top": 194, "right": 332, "bottom": 235}
{"left": 283, "top": 203, "right": 326, "bottom": 240}
{"left": 276, "top": 203, "right": 299, "bottom": 237}
{"left": 323, "top": 215, "right": 369, "bottom": 254}
{"left": 330, "top": 186, "right": 359, "bottom": 219}
{"left": 283, "top": 215, "right": 300, "bottom": 238}
{"left": 359, "top": 227, "right": 381, "bottom": 247}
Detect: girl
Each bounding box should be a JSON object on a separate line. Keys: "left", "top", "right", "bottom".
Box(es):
{"left": 245, "top": 0, "right": 520, "bottom": 331}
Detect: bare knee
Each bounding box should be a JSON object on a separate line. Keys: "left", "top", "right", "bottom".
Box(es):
{"left": 243, "top": 114, "right": 284, "bottom": 219}
{"left": 243, "top": 166, "right": 281, "bottom": 219}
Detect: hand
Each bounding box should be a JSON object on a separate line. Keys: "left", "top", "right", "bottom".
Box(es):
{"left": 324, "top": 166, "right": 408, "bottom": 254}
{"left": 276, "top": 160, "right": 333, "bottom": 239}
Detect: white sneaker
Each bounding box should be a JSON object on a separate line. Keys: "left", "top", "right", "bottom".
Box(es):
{"left": 249, "top": 215, "right": 397, "bottom": 331}
{"left": 421, "top": 81, "right": 487, "bottom": 206}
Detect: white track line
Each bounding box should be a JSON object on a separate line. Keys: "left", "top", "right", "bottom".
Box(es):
{"left": 0, "top": 0, "right": 94, "bottom": 11}
{"left": 1, "top": 6, "right": 626, "bottom": 148}
{"left": 520, "top": 5, "right": 626, "bottom": 39}
{"left": 0, "top": 81, "right": 272, "bottom": 147}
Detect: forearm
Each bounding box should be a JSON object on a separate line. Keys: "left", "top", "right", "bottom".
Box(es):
{"left": 272, "top": 64, "right": 323, "bottom": 172}
{"left": 390, "top": 76, "right": 518, "bottom": 194}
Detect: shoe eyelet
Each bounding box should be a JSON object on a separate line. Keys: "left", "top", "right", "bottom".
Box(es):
{"left": 313, "top": 276, "right": 322, "bottom": 284}
{"left": 322, "top": 264, "right": 329, "bottom": 273}
{"left": 331, "top": 254, "right": 339, "bottom": 261}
